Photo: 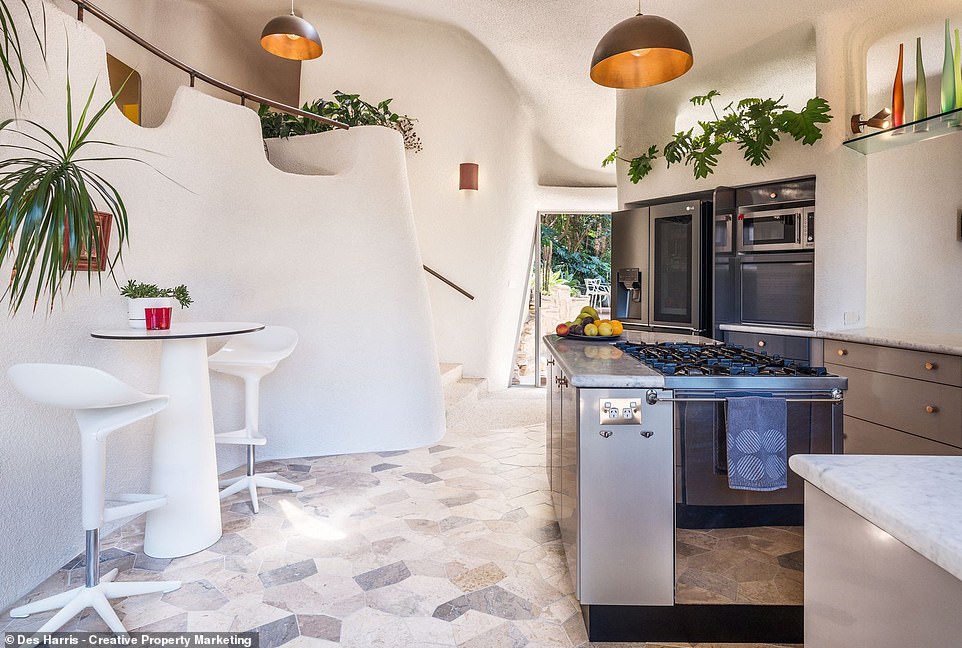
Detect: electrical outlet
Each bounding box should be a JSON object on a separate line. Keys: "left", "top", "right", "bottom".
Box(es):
{"left": 844, "top": 311, "right": 862, "bottom": 326}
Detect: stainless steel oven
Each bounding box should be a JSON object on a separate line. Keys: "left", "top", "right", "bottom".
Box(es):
{"left": 736, "top": 206, "right": 814, "bottom": 253}
{"left": 740, "top": 252, "right": 814, "bottom": 328}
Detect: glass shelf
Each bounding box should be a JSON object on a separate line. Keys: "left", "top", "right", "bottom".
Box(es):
{"left": 843, "top": 107, "right": 962, "bottom": 154}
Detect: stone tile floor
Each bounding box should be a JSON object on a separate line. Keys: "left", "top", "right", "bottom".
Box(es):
{"left": 1, "top": 388, "right": 798, "bottom": 648}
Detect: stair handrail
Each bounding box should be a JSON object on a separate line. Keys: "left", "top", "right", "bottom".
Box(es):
{"left": 69, "top": 0, "right": 348, "bottom": 130}
{"left": 423, "top": 265, "right": 474, "bottom": 301}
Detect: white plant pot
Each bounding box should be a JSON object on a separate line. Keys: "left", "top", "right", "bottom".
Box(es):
{"left": 128, "top": 297, "right": 173, "bottom": 329}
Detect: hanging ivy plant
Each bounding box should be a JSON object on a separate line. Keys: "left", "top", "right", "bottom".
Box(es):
{"left": 604, "top": 91, "right": 832, "bottom": 183}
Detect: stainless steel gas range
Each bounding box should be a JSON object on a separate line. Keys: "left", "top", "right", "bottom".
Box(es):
{"left": 543, "top": 336, "right": 847, "bottom": 644}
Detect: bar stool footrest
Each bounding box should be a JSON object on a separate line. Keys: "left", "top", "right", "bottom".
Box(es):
{"left": 103, "top": 493, "right": 167, "bottom": 523}
{"left": 214, "top": 429, "right": 267, "bottom": 446}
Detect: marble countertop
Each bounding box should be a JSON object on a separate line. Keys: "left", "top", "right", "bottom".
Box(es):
{"left": 790, "top": 454, "right": 962, "bottom": 582}
{"left": 719, "top": 324, "right": 818, "bottom": 338}
{"left": 544, "top": 330, "right": 718, "bottom": 388}
{"left": 819, "top": 327, "right": 962, "bottom": 357}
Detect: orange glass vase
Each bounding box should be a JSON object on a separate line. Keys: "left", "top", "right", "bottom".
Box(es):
{"left": 892, "top": 43, "right": 905, "bottom": 127}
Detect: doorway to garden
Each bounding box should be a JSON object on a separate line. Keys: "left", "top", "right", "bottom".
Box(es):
{"left": 512, "top": 212, "right": 612, "bottom": 386}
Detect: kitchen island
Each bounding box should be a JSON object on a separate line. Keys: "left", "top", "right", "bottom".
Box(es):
{"left": 544, "top": 331, "right": 845, "bottom": 643}
{"left": 790, "top": 454, "right": 962, "bottom": 647}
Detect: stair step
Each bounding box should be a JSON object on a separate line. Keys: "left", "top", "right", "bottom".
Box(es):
{"left": 439, "top": 363, "right": 463, "bottom": 387}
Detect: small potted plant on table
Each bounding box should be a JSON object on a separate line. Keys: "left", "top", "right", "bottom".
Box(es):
{"left": 120, "top": 280, "right": 192, "bottom": 329}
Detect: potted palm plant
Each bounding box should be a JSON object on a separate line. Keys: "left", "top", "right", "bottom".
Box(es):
{"left": 0, "top": 2, "right": 141, "bottom": 314}
{"left": 120, "top": 280, "right": 192, "bottom": 329}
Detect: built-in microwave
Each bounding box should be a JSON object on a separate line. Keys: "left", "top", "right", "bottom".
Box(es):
{"left": 736, "top": 206, "right": 814, "bottom": 253}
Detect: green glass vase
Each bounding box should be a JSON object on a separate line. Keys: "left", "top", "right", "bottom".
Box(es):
{"left": 942, "top": 19, "right": 956, "bottom": 113}
{"left": 955, "top": 28, "right": 962, "bottom": 109}
{"left": 915, "top": 36, "right": 928, "bottom": 122}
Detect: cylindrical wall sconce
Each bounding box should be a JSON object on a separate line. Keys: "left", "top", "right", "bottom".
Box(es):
{"left": 459, "top": 163, "right": 479, "bottom": 191}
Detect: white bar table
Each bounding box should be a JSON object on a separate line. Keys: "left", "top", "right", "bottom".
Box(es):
{"left": 91, "top": 322, "right": 264, "bottom": 558}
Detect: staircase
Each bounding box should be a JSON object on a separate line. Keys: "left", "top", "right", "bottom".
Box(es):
{"left": 440, "top": 363, "right": 488, "bottom": 425}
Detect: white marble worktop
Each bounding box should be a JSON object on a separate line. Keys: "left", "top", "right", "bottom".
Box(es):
{"left": 719, "top": 324, "right": 819, "bottom": 338}
{"left": 819, "top": 327, "right": 962, "bottom": 357}
{"left": 790, "top": 454, "right": 962, "bottom": 582}
{"left": 544, "top": 330, "right": 718, "bottom": 388}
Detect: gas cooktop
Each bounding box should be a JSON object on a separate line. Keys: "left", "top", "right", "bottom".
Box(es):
{"left": 614, "top": 341, "right": 847, "bottom": 391}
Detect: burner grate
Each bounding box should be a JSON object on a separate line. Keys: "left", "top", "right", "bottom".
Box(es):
{"left": 614, "top": 341, "right": 830, "bottom": 378}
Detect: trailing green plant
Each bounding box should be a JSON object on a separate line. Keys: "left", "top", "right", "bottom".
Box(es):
{"left": 259, "top": 91, "right": 422, "bottom": 152}
{"left": 0, "top": 69, "right": 138, "bottom": 313}
{"left": 604, "top": 91, "right": 832, "bottom": 183}
{"left": 120, "top": 280, "right": 192, "bottom": 309}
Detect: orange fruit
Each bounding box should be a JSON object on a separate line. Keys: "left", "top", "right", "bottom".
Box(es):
{"left": 610, "top": 320, "right": 624, "bottom": 335}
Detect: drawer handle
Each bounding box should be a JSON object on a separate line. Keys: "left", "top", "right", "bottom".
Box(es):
{"left": 926, "top": 405, "right": 939, "bottom": 414}
{"left": 599, "top": 430, "right": 613, "bottom": 438}
{"left": 924, "top": 361, "right": 938, "bottom": 371}
{"left": 837, "top": 348, "right": 848, "bottom": 357}
{"left": 757, "top": 340, "right": 766, "bottom": 348}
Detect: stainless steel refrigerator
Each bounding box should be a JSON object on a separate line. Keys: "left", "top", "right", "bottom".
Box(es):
{"left": 611, "top": 197, "right": 712, "bottom": 335}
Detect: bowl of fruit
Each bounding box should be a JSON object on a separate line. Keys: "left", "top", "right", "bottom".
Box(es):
{"left": 555, "top": 306, "right": 624, "bottom": 341}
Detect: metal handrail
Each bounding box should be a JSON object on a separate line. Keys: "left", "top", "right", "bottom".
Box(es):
{"left": 69, "top": 0, "right": 348, "bottom": 129}
{"left": 423, "top": 265, "right": 474, "bottom": 301}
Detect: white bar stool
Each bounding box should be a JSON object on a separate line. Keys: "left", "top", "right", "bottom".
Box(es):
{"left": 209, "top": 326, "right": 301, "bottom": 513}
{"left": 6, "top": 364, "right": 181, "bottom": 633}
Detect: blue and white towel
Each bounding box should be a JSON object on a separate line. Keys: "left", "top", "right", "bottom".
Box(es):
{"left": 726, "top": 396, "right": 788, "bottom": 491}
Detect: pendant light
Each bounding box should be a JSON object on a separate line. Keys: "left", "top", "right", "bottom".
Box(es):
{"left": 590, "top": 1, "right": 693, "bottom": 89}
{"left": 261, "top": 0, "right": 323, "bottom": 61}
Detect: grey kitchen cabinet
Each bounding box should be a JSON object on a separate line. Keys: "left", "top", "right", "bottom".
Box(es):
{"left": 824, "top": 339, "right": 962, "bottom": 455}
{"left": 725, "top": 330, "right": 815, "bottom": 364}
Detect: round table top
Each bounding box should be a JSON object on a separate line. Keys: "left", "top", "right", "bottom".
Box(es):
{"left": 91, "top": 322, "right": 265, "bottom": 341}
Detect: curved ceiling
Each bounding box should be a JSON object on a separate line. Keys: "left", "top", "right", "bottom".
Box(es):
{"left": 202, "top": 0, "right": 927, "bottom": 187}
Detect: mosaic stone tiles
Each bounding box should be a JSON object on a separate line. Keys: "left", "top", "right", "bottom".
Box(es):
{"left": 675, "top": 527, "right": 805, "bottom": 606}
{"left": 1, "top": 389, "right": 798, "bottom": 648}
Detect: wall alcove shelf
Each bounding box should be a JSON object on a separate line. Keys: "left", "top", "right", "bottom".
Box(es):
{"left": 844, "top": 107, "right": 962, "bottom": 154}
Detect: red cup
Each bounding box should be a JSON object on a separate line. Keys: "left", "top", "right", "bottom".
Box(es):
{"left": 145, "top": 307, "right": 172, "bottom": 330}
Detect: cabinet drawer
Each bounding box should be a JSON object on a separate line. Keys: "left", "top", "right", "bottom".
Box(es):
{"left": 826, "top": 340, "right": 962, "bottom": 387}
{"left": 843, "top": 416, "right": 962, "bottom": 456}
{"left": 827, "top": 363, "right": 962, "bottom": 447}
{"left": 725, "top": 331, "right": 810, "bottom": 362}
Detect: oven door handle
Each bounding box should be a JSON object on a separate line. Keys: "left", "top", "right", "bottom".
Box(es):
{"left": 714, "top": 401, "right": 728, "bottom": 475}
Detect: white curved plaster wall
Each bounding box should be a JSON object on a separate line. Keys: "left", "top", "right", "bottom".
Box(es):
{"left": 0, "top": 0, "right": 443, "bottom": 609}
{"left": 51, "top": 0, "right": 300, "bottom": 127}
{"left": 863, "top": 14, "right": 962, "bottom": 332}
{"left": 294, "top": 4, "right": 543, "bottom": 388}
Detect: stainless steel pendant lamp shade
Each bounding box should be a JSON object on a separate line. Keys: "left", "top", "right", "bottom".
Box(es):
{"left": 590, "top": 4, "right": 693, "bottom": 89}
{"left": 261, "top": 0, "right": 323, "bottom": 61}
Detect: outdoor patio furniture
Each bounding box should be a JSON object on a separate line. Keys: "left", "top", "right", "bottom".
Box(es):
{"left": 585, "top": 278, "right": 610, "bottom": 309}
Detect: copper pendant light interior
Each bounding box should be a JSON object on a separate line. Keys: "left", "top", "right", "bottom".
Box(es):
{"left": 590, "top": 13, "right": 693, "bottom": 89}
{"left": 261, "top": 2, "right": 323, "bottom": 61}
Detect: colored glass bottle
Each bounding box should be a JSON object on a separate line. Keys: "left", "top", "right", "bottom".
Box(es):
{"left": 942, "top": 19, "right": 956, "bottom": 113}
{"left": 954, "top": 28, "right": 962, "bottom": 109}
{"left": 915, "top": 36, "right": 928, "bottom": 121}
{"left": 892, "top": 43, "right": 905, "bottom": 127}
